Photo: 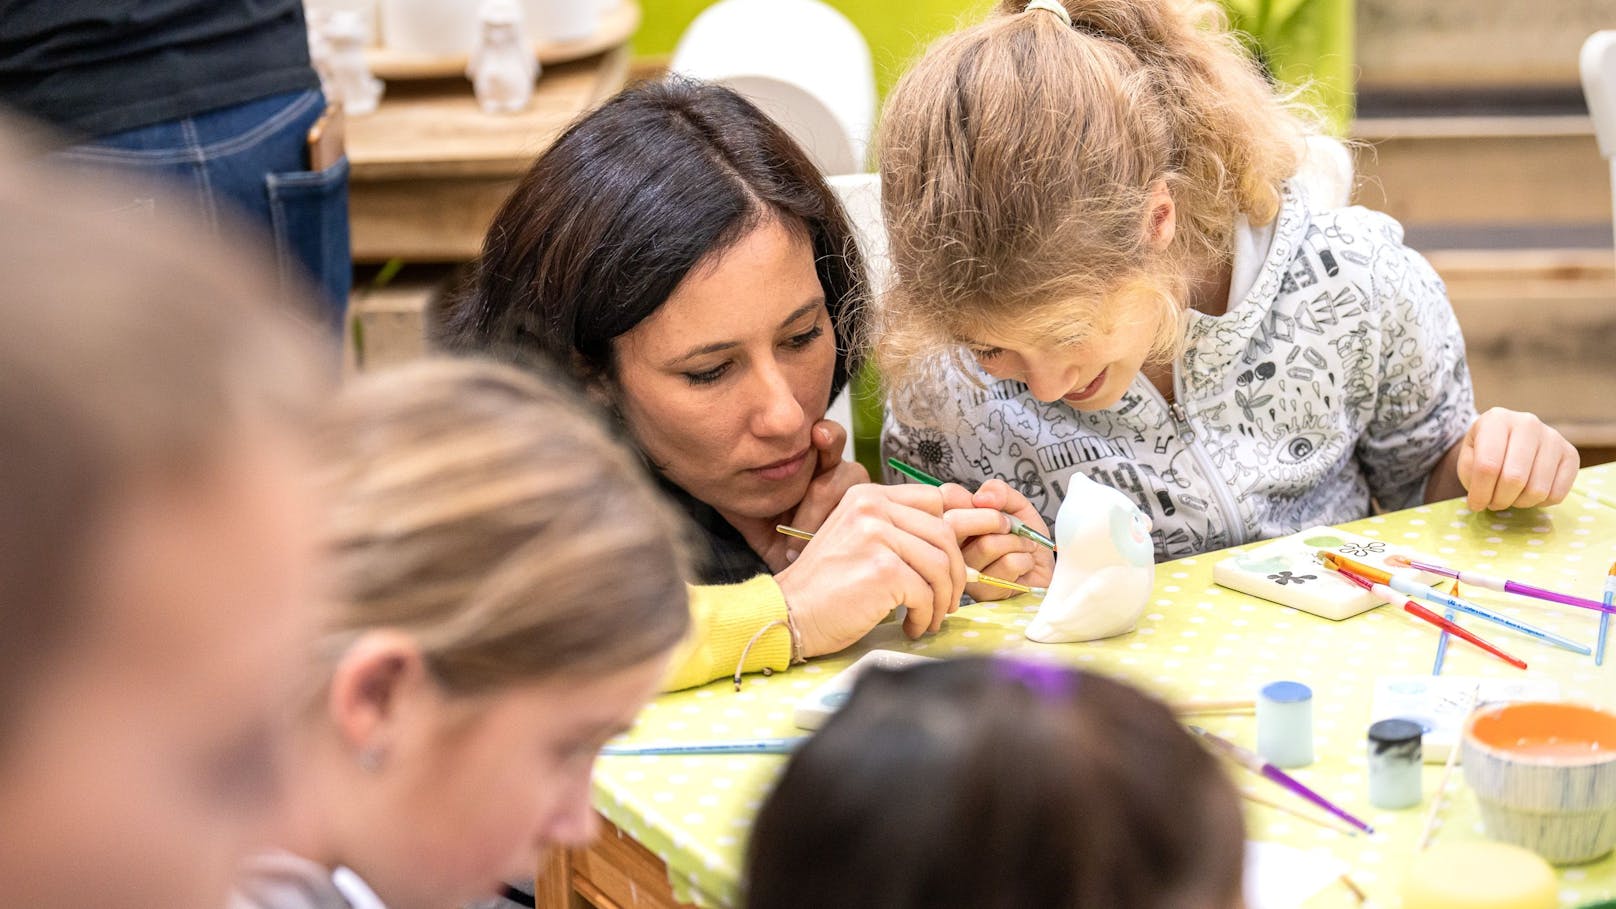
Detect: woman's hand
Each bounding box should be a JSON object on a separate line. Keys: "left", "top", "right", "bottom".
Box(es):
{"left": 1445, "top": 408, "right": 1578, "bottom": 511}
{"left": 732, "top": 420, "right": 869, "bottom": 572}
{"left": 775, "top": 484, "right": 966, "bottom": 657}
{"left": 946, "top": 479, "right": 1056, "bottom": 601}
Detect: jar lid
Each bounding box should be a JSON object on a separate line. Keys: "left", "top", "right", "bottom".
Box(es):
{"left": 1368, "top": 718, "right": 1424, "bottom": 745}
{"left": 1261, "top": 680, "right": 1313, "bottom": 704}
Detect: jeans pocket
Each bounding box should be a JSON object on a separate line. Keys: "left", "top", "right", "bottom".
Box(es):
{"left": 266, "top": 155, "right": 351, "bottom": 332}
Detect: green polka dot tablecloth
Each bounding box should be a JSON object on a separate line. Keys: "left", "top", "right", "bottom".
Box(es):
{"left": 594, "top": 464, "right": 1616, "bottom": 908}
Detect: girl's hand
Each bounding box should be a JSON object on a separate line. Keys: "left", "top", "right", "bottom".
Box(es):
{"left": 775, "top": 484, "right": 966, "bottom": 657}
{"left": 947, "top": 478, "right": 1056, "bottom": 601}
{"left": 1455, "top": 407, "right": 1579, "bottom": 511}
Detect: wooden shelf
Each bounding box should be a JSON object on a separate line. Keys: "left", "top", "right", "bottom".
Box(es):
{"left": 366, "top": 0, "right": 639, "bottom": 79}
{"left": 345, "top": 47, "right": 630, "bottom": 261}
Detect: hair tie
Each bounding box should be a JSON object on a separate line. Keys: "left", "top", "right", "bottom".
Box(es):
{"left": 1024, "top": 0, "right": 1072, "bottom": 28}
{"left": 994, "top": 656, "right": 1079, "bottom": 700}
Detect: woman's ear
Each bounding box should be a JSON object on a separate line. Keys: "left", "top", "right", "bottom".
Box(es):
{"left": 326, "top": 630, "right": 427, "bottom": 760}
{"left": 1145, "top": 179, "right": 1176, "bottom": 250}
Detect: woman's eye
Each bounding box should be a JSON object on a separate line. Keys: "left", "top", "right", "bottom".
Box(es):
{"left": 783, "top": 324, "right": 824, "bottom": 351}
{"left": 683, "top": 363, "right": 730, "bottom": 385}
{"left": 971, "top": 346, "right": 1005, "bottom": 360}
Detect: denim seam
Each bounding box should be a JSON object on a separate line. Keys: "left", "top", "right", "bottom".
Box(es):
{"left": 179, "top": 116, "right": 220, "bottom": 233}
{"left": 53, "top": 91, "right": 322, "bottom": 166}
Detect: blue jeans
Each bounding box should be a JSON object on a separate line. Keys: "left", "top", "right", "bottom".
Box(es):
{"left": 52, "top": 89, "right": 351, "bottom": 331}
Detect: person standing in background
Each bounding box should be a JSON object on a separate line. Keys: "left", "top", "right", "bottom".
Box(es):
{"left": 0, "top": 1, "right": 352, "bottom": 329}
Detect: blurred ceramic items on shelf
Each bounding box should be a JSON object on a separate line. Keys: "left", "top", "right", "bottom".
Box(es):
{"left": 469, "top": 0, "right": 538, "bottom": 114}
{"left": 524, "top": 0, "right": 600, "bottom": 43}
{"left": 327, "top": 10, "right": 385, "bottom": 114}
{"left": 379, "top": 0, "right": 480, "bottom": 56}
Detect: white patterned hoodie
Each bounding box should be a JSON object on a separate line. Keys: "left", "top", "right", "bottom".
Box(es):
{"left": 883, "top": 188, "right": 1476, "bottom": 562}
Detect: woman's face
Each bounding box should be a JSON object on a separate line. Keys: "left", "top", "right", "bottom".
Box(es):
{"left": 352, "top": 656, "right": 669, "bottom": 909}
{"left": 0, "top": 431, "right": 319, "bottom": 909}
{"left": 612, "top": 215, "right": 836, "bottom": 520}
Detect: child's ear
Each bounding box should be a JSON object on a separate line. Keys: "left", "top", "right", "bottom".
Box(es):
{"left": 327, "top": 630, "right": 427, "bottom": 757}
{"left": 1145, "top": 179, "right": 1176, "bottom": 250}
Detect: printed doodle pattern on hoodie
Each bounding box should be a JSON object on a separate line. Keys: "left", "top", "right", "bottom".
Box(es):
{"left": 885, "top": 188, "right": 1476, "bottom": 562}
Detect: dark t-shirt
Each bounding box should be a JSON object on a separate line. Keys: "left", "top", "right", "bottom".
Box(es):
{"left": 655, "top": 475, "right": 771, "bottom": 586}
{"left": 0, "top": 0, "right": 319, "bottom": 138}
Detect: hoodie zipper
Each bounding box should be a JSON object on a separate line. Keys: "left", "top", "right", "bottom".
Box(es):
{"left": 1141, "top": 370, "right": 1247, "bottom": 548}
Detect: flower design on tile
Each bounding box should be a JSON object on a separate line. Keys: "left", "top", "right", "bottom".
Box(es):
{"left": 1339, "top": 540, "right": 1385, "bottom": 558}
{"left": 1268, "top": 570, "right": 1317, "bottom": 585}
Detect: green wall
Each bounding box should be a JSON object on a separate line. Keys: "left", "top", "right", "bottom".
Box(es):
{"left": 635, "top": 0, "right": 1351, "bottom": 128}
{"left": 635, "top": 0, "right": 996, "bottom": 99}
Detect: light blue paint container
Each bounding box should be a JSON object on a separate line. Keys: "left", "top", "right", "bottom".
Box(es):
{"left": 1257, "top": 680, "right": 1315, "bottom": 768}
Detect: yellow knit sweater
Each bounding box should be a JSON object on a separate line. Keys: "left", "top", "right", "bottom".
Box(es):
{"left": 660, "top": 574, "right": 793, "bottom": 692}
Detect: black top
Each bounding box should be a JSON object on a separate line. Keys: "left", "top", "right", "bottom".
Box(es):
{"left": 656, "top": 475, "right": 771, "bottom": 586}
{"left": 0, "top": 0, "right": 319, "bottom": 138}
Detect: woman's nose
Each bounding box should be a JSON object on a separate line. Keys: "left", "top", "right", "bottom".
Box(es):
{"left": 748, "top": 361, "right": 807, "bottom": 438}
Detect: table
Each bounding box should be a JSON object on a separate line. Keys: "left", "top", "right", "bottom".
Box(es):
{"left": 343, "top": 45, "right": 629, "bottom": 263}
{"left": 548, "top": 463, "right": 1616, "bottom": 908}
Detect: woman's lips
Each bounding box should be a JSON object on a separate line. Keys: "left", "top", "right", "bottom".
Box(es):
{"left": 749, "top": 448, "right": 810, "bottom": 481}
{"left": 1063, "top": 367, "right": 1108, "bottom": 403}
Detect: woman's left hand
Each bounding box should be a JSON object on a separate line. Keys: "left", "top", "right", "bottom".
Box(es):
{"left": 1454, "top": 407, "right": 1579, "bottom": 511}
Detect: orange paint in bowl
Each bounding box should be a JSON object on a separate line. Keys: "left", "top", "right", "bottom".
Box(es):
{"left": 1469, "top": 702, "right": 1616, "bottom": 761}
{"left": 1463, "top": 702, "right": 1616, "bottom": 864}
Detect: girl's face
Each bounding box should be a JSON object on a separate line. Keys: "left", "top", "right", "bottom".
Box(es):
{"left": 963, "top": 295, "right": 1163, "bottom": 410}
{"left": 0, "top": 431, "right": 319, "bottom": 909}
{"left": 611, "top": 215, "right": 837, "bottom": 521}
{"left": 354, "top": 656, "right": 668, "bottom": 909}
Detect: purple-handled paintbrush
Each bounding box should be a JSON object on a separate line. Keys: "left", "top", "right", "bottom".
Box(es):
{"left": 1188, "top": 725, "right": 1376, "bottom": 836}
{"left": 1386, "top": 554, "right": 1616, "bottom": 614}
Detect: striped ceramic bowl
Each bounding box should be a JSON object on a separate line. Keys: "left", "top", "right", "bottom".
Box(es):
{"left": 1462, "top": 701, "right": 1616, "bottom": 865}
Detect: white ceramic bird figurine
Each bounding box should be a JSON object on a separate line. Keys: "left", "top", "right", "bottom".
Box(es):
{"left": 325, "top": 10, "right": 383, "bottom": 116}
{"left": 469, "top": 0, "right": 539, "bottom": 115}
{"left": 1025, "top": 473, "right": 1156, "bottom": 643}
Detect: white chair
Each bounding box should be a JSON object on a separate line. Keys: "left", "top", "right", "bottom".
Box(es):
{"left": 1296, "top": 134, "right": 1354, "bottom": 211}
{"left": 1581, "top": 31, "right": 1616, "bottom": 267}
{"left": 820, "top": 172, "right": 887, "bottom": 461}
{"left": 671, "top": 0, "right": 875, "bottom": 176}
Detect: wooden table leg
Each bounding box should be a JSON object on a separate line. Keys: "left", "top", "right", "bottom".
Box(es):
{"left": 534, "top": 848, "right": 575, "bottom": 909}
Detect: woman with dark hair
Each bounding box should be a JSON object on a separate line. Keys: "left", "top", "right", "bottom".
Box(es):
{"left": 438, "top": 78, "right": 1054, "bottom": 690}
{"left": 744, "top": 658, "right": 1246, "bottom": 909}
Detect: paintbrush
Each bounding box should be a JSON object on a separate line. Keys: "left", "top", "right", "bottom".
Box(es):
{"left": 1384, "top": 554, "right": 1616, "bottom": 614}
{"left": 1418, "top": 724, "right": 1465, "bottom": 850}
{"left": 1239, "top": 788, "right": 1359, "bottom": 836}
{"left": 1172, "top": 699, "right": 1257, "bottom": 716}
{"left": 1432, "top": 581, "right": 1459, "bottom": 676}
{"left": 1601, "top": 563, "right": 1614, "bottom": 667}
{"left": 1320, "top": 559, "right": 1528, "bottom": 670}
{"left": 1186, "top": 725, "right": 1375, "bottom": 836}
{"left": 886, "top": 457, "right": 1058, "bottom": 552}
{"left": 776, "top": 524, "right": 1046, "bottom": 596}
{"left": 601, "top": 737, "right": 806, "bottom": 756}
{"left": 1321, "top": 553, "right": 1589, "bottom": 655}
